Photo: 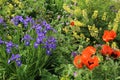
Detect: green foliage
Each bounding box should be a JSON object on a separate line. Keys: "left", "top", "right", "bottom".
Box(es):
{"left": 1, "top": 0, "right": 120, "bottom": 80}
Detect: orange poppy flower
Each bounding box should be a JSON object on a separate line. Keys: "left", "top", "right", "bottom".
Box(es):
{"left": 102, "top": 30, "right": 116, "bottom": 42}
{"left": 70, "top": 21, "right": 75, "bottom": 26}
{"left": 82, "top": 46, "right": 96, "bottom": 58}
{"left": 73, "top": 55, "right": 83, "bottom": 68}
{"left": 100, "top": 44, "right": 113, "bottom": 56}
{"left": 80, "top": 55, "right": 90, "bottom": 66}
{"left": 86, "top": 56, "right": 99, "bottom": 70}
{"left": 111, "top": 50, "right": 120, "bottom": 58}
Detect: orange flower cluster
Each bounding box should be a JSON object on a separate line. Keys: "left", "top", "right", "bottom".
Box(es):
{"left": 101, "top": 30, "right": 120, "bottom": 58}
{"left": 73, "top": 30, "right": 119, "bottom": 70}
{"left": 101, "top": 44, "right": 120, "bottom": 58}
{"left": 73, "top": 46, "right": 99, "bottom": 70}
{"left": 102, "top": 30, "right": 116, "bottom": 42}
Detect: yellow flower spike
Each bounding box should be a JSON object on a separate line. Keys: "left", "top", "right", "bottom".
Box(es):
{"left": 106, "top": 42, "right": 110, "bottom": 46}
{"left": 63, "top": 27, "right": 68, "bottom": 33}
{"left": 14, "top": 0, "right": 20, "bottom": 4}
{"left": 85, "top": 0, "right": 90, "bottom": 4}
{"left": 112, "top": 21, "right": 118, "bottom": 32}
{"left": 8, "top": 3, "right": 13, "bottom": 10}
{"left": 108, "top": 22, "right": 112, "bottom": 30}
{"left": 73, "top": 31, "right": 79, "bottom": 39}
{"left": 112, "top": 10, "right": 120, "bottom": 32}
{"left": 63, "top": 3, "right": 73, "bottom": 13}
{"left": 102, "top": 12, "right": 107, "bottom": 21}
{"left": 74, "top": 7, "right": 82, "bottom": 17}
{"left": 115, "top": 10, "right": 120, "bottom": 21}
{"left": 7, "top": 10, "right": 11, "bottom": 15}
{"left": 11, "top": 14, "right": 16, "bottom": 17}
{"left": 92, "top": 10, "right": 98, "bottom": 19}
{"left": 18, "top": 24, "right": 22, "bottom": 28}
{"left": 74, "top": 20, "right": 84, "bottom": 27}
{"left": 72, "top": 0, "right": 77, "bottom": 3}
{"left": 82, "top": 9, "right": 89, "bottom": 22}
{"left": 7, "top": 34, "right": 12, "bottom": 40}
{"left": 88, "top": 24, "right": 98, "bottom": 37}
{"left": 18, "top": 2, "right": 24, "bottom": 9}
{"left": 80, "top": 33, "right": 85, "bottom": 39}
{"left": 111, "top": 42, "right": 117, "bottom": 49}
{"left": 86, "top": 38, "right": 90, "bottom": 42}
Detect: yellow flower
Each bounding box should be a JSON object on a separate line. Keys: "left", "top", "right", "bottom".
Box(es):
{"left": 86, "top": 38, "right": 90, "bottom": 42}
{"left": 18, "top": 24, "right": 22, "bottom": 28}
{"left": 111, "top": 42, "right": 117, "bottom": 49}
{"left": 74, "top": 7, "right": 82, "bottom": 17}
{"left": 14, "top": 0, "right": 20, "bottom": 4}
{"left": 85, "top": 0, "right": 90, "bottom": 4}
{"left": 88, "top": 24, "right": 98, "bottom": 37}
{"left": 8, "top": 3, "right": 13, "bottom": 10}
{"left": 82, "top": 9, "right": 89, "bottom": 22}
{"left": 112, "top": 21, "right": 118, "bottom": 32}
{"left": 63, "top": 3, "right": 72, "bottom": 13}
{"left": 80, "top": 33, "right": 85, "bottom": 39}
{"left": 7, "top": 34, "right": 12, "bottom": 40}
{"left": 108, "top": 22, "right": 112, "bottom": 30}
{"left": 63, "top": 27, "right": 69, "bottom": 33}
{"left": 60, "top": 75, "right": 70, "bottom": 80}
{"left": 18, "top": 2, "right": 24, "bottom": 9}
{"left": 11, "top": 14, "right": 16, "bottom": 17}
{"left": 0, "top": 0, "right": 6, "bottom": 5}
{"left": 92, "top": 10, "right": 98, "bottom": 19}
{"left": 74, "top": 20, "right": 84, "bottom": 27}
{"left": 112, "top": 10, "right": 120, "bottom": 32}
{"left": 72, "top": 0, "right": 77, "bottom": 3}
{"left": 102, "top": 12, "right": 107, "bottom": 20}
{"left": 73, "top": 31, "right": 79, "bottom": 39}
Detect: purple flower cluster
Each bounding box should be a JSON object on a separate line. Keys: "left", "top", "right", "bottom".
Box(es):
{"left": 11, "top": 16, "right": 34, "bottom": 27}
{"left": 0, "top": 17, "right": 4, "bottom": 24}
{"left": 5, "top": 41, "right": 18, "bottom": 53}
{"left": 5, "top": 41, "right": 21, "bottom": 66}
{"left": 0, "top": 38, "right": 4, "bottom": 44}
{"left": 32, "top": 20, "right": 56, "bottom": 55}
{"left": 0, "top": 37, "right": 21, "bottom": 66}
{"left": 23, "top": 16, "right": 34, "bottom": 27}
{"left": 0, "top": 17, "right": 6, "bottom": 27}
{"left": 8, "top": 54, "right": 21, "bottom": 66}
{"left": 11, "top": 16, "right": 24, "bottom": 26}
{"left": 44, "top": 37, "right": 56, "bottom": 55}
{"left": 22, "top": 34, "right": 33, "bottom": 46}
{"left": 71, "top": 52, "right": 77, "bottom": 57}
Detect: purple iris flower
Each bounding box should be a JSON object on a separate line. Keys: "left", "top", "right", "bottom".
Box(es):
{"left": 6, "top": 47, "right": 11, "bottom": 53}
{"left": 36, "top": 32, "right": 45, "bottom": 44}
{"left": 5, "top": 41, "right": 18, "bottom": 53}
{"left": 6, "top": 41, "right": 14, "bottom": 48}
{"left": 42, "top": 21, "right": 47, "bottom": 26}
{"left": 71, "top": 52, "right": 77, "bottom": 57}
{"left": 25, "top": 41, "right": 30, "bottom": 46}
{"left": 44, "top": 37, "right": 56, "bottom": 49}
{"left": 44, "top": 37, "right": 56, "bottom": 55}
{"left": 0, "top": 18, "right": 4, "bottom": 24}
{"left": 22, "top": 34, "right": 33, "bottom": 41}
{"left": 35, "top": 24, "right": 42, "bottom": 33}
{"left": 16, "top": 60, "right": 22, "bottom": 66}
{"left": 34, "top": 42, "right": 39, "bottom": 48}
{"left": 8, "top": 54, "right": 21, "bottom": 66}
{"left": 22, "top": 34, "right": 33, "bottom": 46}
{"left": 0, "top": 38, "right": 4, "bottom": 44}
{"left": 11, "top": 16, "right": 24, "bottom": 26}
{"left": 45, "top": 24, "right": 52, "bottom": 31}
{"left": 23, "top": 16, "right": 34, "bottom": 27}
